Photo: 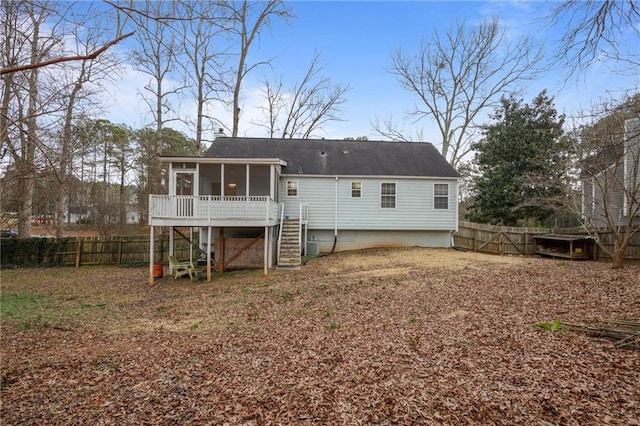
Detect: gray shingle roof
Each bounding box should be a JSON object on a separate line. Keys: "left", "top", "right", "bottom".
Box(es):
{"left": 204, "top": 137, "right": 459, "bottom": 178}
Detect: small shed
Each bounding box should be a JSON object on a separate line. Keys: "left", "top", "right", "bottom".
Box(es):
{"left": 533, "top": 234, "right": 596, "bottom": 260}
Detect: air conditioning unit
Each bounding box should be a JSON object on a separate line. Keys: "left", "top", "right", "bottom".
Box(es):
{"left": 306, "top": 241, "right": 320, "bottom": 256}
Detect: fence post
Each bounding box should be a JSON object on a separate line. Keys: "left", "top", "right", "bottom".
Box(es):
{"left": 118, "top": 238, "right": 123, "bottom": 266}
{"left": 75, "top": 237, "right": 82, "bottom": 268}
{"left": 472, "top": 228, "right": 477, "bottom": 252}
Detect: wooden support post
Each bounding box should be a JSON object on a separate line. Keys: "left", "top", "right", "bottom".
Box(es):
{"left": 263, "top": 226, "right": 268, "bottom": 276}
{"left": 149, "top": 226, "right": 155, "bottom": 285}
{"left": 169, "top": 227, "right": 175, "bottom": 274}
{"left": 218, "top": 227, "right": 225, "bottom": 273}
{"left": 207, "top": 226, "right": 212, "bottom": 282}
{"left": 117, "top": 238, "right": 123, "bottom": 266}
{"left": 268, "top": 227, "right": 274, "bottom": 267}
{"left": 570, "top": 240, "right": 574, "bottom": 260}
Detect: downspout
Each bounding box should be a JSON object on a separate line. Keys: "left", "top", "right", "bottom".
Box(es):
{"left": 332, "top": 176, "right": 338, "bottom": 253}
{"left": 452, "top": 179, "right": 464, "bottom": 251}
{"left": 303, "top": 179, "right": 337, "bottom": 264}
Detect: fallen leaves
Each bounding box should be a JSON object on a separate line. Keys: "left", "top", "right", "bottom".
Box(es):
{"left": 1, "top": 248, "right": 639, "bottom": 424}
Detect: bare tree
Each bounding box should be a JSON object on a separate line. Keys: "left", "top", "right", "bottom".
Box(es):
{"left": 130, "top": 1, "right": 185, "bottom": 214}
{"left": 229, "top": 0, "right": 293, "bottom": 137}
{"left": 546, "top": 0, "right": 640, "bottom": 73}
{"left": 49, "top": 9, "right": 121, "bottom": 237}
{"left": 256, "top": 53, "right": 350, "bottom": 139}
{"left": 257, "top": 77, "right": 284, "bottom": 138}
{"left": 1, "top": 1, "right": 60, "bottom": 238}
{"left": 557, "top": 94, "right": 640, "bottom": 266}
{"left": 371, "top": 115, "right": 424, "bottom": 143}
{"left": 385, "top": 18, "right": 542, "bottom": 168}
{"left": 178, "top": 0, "right": 230, "bottom": 150}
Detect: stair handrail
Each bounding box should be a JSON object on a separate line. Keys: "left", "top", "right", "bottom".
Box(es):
{"left": 302, "top": 202, "right": 309, "bottom": 255}
{"left": 298, "top": 202, "right": 304, "bottom": 256}
{"left": 277, "top": 203, "right": 285, "bottom": 265}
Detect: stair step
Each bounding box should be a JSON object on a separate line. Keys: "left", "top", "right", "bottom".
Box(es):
{"left": 279, "top": 217, "right": 301, "bottom": 266}
{"left": 278, "top": 259, "right": 300, "bottom": 265}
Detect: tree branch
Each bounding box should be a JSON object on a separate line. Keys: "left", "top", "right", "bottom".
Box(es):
{"left": 1, "top": 31, "right": 135, "bottom": 75}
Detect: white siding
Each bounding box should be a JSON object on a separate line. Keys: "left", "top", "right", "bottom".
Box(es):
{"left": 281, "top": 177, "right": 335, "bottom": 228}
{"left": 624, "top": 118, "right": 640, "bottom": 216}
{"left": 281, "top": 176, "right": 458, "bottom": 231}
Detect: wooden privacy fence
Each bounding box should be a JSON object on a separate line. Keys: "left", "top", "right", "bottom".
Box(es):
{"left": 454, "top": 221, "right": 640, "bottom": 260}
{"left": 1, "top": 234, "right": 195, "bottom": 267}
{"left": 454, "top": 221, "right": 549, "bottom": 256}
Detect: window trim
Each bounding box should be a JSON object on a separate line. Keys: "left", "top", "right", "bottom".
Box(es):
{"left": 433, "top": 183, "right": 449, "bottom": 210}
{"left": 350, "top": 181, "right": 362, "bottom": 198}
{"left": 380, "top": 182, "right": 397, "bottom": 209}
{"left": 286, "top": 180, "right": 298, "bottom": 198}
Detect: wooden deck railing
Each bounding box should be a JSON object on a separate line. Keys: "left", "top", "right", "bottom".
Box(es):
{"left": 149, "top": 195, "right": 280, "bottom": 221}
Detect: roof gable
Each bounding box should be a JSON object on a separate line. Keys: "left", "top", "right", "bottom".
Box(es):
{"left": 204, "top": 137, "right": 459, "bottom": 178}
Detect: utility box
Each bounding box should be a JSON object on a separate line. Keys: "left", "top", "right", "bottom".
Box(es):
{"left": 307, "top": 241, "right": 320, "bottom": 256}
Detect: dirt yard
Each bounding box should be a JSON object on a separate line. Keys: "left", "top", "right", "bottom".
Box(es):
{"left": 1, "top": 248, "right": 639, "bottom": 424}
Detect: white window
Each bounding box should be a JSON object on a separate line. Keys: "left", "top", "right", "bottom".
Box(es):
{"left": 351, "top": 181, "right": 362, "bottom": 198}
{"left": 380, "top": 182, "right": 396, "bottom": 209}
{"left": 287, "top": 180, "right": 298, "bottom": 197}
{"left": 434, "top": 183, "right": 449, "bottom": 210}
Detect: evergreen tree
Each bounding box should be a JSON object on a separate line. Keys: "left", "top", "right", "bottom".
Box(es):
{"left": 467, "top": 91, "right": 568, "bottom": 226}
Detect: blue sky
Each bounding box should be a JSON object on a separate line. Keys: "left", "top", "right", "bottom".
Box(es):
{"left": 105, "top": 1, "right": 639, "bottom": 145}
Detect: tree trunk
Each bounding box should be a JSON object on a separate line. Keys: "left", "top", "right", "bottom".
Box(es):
{"left": 17, "top": 162, "right": 34, "bottom": 239}
{"left": 18, "top": 15, "right": 42, "bottom": 239}
{"left": 56, "top": 78, "right": 83, "bottom": 238}
{"left": 611, "top": 233, "right": 630, "bottom": 268}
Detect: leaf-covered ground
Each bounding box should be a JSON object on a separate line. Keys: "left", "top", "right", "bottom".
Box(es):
{"left": 1, "top": 248, "right": 639, "bottom": 424}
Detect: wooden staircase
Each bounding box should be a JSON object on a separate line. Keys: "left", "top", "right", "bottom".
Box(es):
{"left": 278, "top": 218, "right": 301, "bottom": 267}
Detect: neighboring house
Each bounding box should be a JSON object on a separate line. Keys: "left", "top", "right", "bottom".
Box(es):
{"left": 67, "top": 206, "right": 89, "bottom": 224}
{"left": 148, "top": 137, "right": 459, "bottom": 282}
{"left": 124, "top": 204, "right": 140, "bottom": 225}
{"left": 67, "top": 204, "right": 139, "bottom": 225}
{"left": 581, "top": 117, "right": 640, "bottom": 227}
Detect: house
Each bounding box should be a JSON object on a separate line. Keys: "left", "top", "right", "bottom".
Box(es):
{"left": 148, "top": 137, "right": 459, "bottom": 283}
{"left": 581, "top": 118, "right": 640, "bottom": 227}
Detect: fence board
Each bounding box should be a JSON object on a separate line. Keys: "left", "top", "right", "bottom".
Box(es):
{"left": 454, "top": 221, "right": 640, "bottom": 260}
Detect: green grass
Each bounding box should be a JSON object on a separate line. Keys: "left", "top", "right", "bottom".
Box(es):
{"left": 1, "top": 290, "right": 109, "bottom": 330}
{"left": 1, "top": 291, "right": 48, "bottom": 319}
{"left": 327, "top": 322, "right": 339, "bottom": 330}
{"left": 281, "top": 291, "right": 294, "bottom": 302}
